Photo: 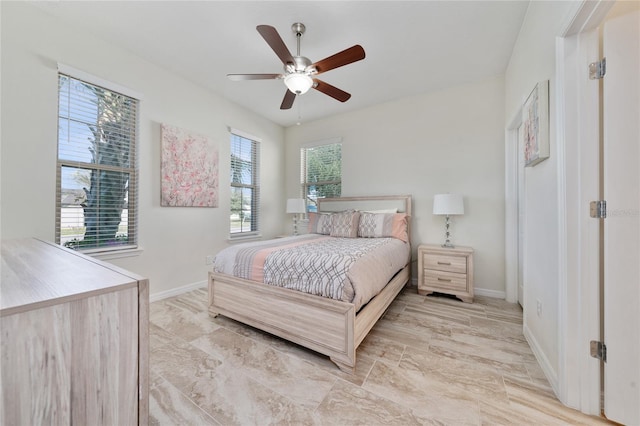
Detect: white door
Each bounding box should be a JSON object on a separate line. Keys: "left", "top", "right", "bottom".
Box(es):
{"left": 602, "top": 3, "right": 640, "bottom": 425}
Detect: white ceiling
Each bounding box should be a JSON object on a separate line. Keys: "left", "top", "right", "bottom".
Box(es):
{"left": 32, "top": 1, "right": 530, "bottom": 127}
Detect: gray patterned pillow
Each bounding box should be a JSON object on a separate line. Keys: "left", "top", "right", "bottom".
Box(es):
{"left": 358, "top": 212, "right": 409, "bottom": 242}
{"left": 330, "top": 210, "right": 361, "bottom": 238}
{"left": 308, "top": 212, "right": 333, "bottom": 235}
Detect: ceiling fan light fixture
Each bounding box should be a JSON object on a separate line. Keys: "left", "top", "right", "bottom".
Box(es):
{"left": 230, "top": 24, "right": 365, "bottom": 110}
{"left": 284, "top": 73, "right": 313, "bottom": 94}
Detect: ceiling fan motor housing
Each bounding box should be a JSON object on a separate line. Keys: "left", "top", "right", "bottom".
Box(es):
{"left": 285, "top": 56, "right": 314, "bottom": 74}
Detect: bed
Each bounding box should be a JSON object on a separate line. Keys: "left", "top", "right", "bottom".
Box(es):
{"left": 208, "top": 195, "right": 412, "bottom": 373}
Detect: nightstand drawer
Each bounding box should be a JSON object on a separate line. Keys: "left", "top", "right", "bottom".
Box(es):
{"left": 422, "top": 253, "right": 467, "bottom": 274}
{"left": 423, "top": 270, "right": 468, "bottom": 292}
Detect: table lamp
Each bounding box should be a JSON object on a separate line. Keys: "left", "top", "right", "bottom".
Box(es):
{"left": 286, "top": 198, "right": 306, "bottom": 235}
{"left": 433, "top": 194, "right": 464, "bottom": 248}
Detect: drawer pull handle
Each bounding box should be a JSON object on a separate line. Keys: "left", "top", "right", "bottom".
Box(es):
{"left": 437, "top": 278, "right": 452, "bottom": 282}
{"left": 437, "top": 261, "right": 451, "bottom": 265}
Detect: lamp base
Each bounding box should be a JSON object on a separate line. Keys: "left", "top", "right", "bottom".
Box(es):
{"left": 441, "top": 215, "right": 455, "bottom": 248}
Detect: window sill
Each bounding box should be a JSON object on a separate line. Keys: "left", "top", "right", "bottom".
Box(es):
{"left": 89, "top": 247, "right": 144, "bottom": 261}
{"left": 228, "top": 234, "right": 262, "bottom": 243}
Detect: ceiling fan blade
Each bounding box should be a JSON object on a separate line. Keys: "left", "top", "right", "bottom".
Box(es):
{"left": 280, "top": 90, "right": 296, "bottom": 110}
{"left": 311, "top": 45, "right": 365, "bottom": 75}
{"left": 257, "top": 25, "right": 295, "bottom": 65}
{"left": 227, "top": 73, "right": 282, "bottom": 81}
{"left": 313, "top": 79, "right": 351, "bottom": 103}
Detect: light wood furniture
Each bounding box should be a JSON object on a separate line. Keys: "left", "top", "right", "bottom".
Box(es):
{"left": 209, "top": 195, "right": 412, "bottom": 373}
{"left": 0, "top": 238, "right": 149, "bottom": 425}
{"left": 418, "top": 244, "right": 474, "bottom": 303}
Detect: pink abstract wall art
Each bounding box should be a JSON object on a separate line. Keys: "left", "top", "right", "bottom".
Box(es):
{"left": 161, "top": 124, "right": 219, "bottom": 207}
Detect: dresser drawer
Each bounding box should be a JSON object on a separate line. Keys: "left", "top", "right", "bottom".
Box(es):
{"left": 422, "top": 270, "right": 468, "bottom": 292}
{"left": 422, "top": 253, "right": 467, "bottom": 274}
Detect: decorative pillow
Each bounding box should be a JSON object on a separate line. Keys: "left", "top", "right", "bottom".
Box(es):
{"left": 330, "top": 210, "right": 361, "bottom": 238}
{"left": 307, "top": 212, "right": 333, "bottom": 235}
{"left": 358, "top": 212, "right": 409, "bottom": 243}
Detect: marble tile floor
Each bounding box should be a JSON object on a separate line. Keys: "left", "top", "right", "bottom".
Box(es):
{"left": 149, "top": 286, "right": 611, "bottom": 425}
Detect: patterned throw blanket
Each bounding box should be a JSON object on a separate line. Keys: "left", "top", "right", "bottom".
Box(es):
{"left": 214, "top": 234, "right": 409, "bottom": 310}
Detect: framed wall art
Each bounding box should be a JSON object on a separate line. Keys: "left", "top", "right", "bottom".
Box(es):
{"left": 161, "top": 123, "right": 219, "bottom": 207}
{"left": 523, "top": 80, "right": 550, "bottom": 167}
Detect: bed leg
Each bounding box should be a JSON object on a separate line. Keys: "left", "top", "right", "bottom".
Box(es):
{"left": 208, "top": 308, "right": 219, "bottom": 318}
{"left": 330, "top": 358, "right": 355, "bottom": 375}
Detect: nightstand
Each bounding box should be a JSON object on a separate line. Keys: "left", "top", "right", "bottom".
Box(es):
{"left": 417, "top": 244, "right": 474, "bottom": 303}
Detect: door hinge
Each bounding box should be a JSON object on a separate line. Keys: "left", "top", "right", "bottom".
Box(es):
{"left": 589, "top": 58, "right": 606, "bottom": 79}
{"left": 590, "top": 340, "right": 607, "bottom": 362}
{"left": 590, "top": 200, "right": 607, "bottom": 218}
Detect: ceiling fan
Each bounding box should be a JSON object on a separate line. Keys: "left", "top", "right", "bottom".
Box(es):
{"left": 227, "top": 23, "right": 365, "bottom": 110}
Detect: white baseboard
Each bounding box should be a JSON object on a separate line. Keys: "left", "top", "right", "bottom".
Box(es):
{"left": 150, "top": 280, "right": 207, "bottom": 303}
{"left": 474, "top": 287, "right": 506, "bottom": 299}
{"left": 524, "top": 323, "right": 560, "bottom": 396}
{"left": 411, "top": 277, "right": 506, "bottom": 300}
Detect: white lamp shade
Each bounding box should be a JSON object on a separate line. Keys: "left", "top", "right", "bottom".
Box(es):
{"left": 284, "top": 73, "right": 313, "bottom": 94}
{"left": 286, "top": 198, "right": 306, "bottom": 214}
{"left": 433, "top": 194, "right": 464, "bottom": 215}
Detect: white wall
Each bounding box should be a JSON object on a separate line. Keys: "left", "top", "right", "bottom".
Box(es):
{"left": 285, "top": 77, "right": 506, "bottom": 297}
{"left": 504, "top": 0, "right": 578, "bottom": 385}
{"left": 0, "top": 2, "right": 285, "bottom": 297}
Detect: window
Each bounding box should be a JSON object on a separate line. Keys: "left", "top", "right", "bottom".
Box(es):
{"left": 301, "top": 142, "right": 342, "bottom": 212}
{"left": 230, "top": 131, "right": 260, "bottom": 236}
{"left": 56, "top": 71, "right": 139, "bottom": 253}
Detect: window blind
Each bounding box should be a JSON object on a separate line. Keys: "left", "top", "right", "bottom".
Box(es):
{"left": 230, "top": 132, "right": 260, "bottom": 236}
{"left": 301, "top": 142, "right": 342, "bottom": 212}
{"left": 56, "top": 73, "right": 139, "bottom": 252}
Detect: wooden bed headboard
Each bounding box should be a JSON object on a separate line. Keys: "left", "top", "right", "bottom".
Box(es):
{"left": 317, "top": 195, "right": 412, "bottom": 217}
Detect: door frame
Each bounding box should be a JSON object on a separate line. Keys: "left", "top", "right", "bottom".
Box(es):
{"left": 556, "top": 0, "right": 614, "bottom": 415}
{"left": 505, "top": 113, "right": 525, "bottom": 306}
{"left": 504, "top": 0, "right": 614, "bottom": 415}
{"left": 505, "top": 114, "right": 521, "bottom": 304}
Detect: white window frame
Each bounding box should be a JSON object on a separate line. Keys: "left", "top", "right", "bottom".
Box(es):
{"left": 300, "top": 138, "right": 342, "bottom": 212}
{"left": 56, "top": 64, "right": 141, "bottom": 255}
{"left": 229, "top": 128, "right": 261, "bottom": 239}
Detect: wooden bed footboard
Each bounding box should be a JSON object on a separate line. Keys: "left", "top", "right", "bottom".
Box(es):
{"left": 208, "top": 264, "right": 410, "bottom": 373}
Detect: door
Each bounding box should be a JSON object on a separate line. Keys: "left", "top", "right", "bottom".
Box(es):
{"left": 602, "top": 3, "right": 640, "bottom": 425}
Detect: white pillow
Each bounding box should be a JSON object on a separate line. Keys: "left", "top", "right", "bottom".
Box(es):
{"left": 362, "top": 208, "right": 398, "bottom": 214}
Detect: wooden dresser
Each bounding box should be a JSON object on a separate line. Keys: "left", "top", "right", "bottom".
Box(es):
{"left": 417, "top": 243, "right": 474, "bottom": 303}
{"left": 0, "top": 238, "right": 149, "bottom": 425}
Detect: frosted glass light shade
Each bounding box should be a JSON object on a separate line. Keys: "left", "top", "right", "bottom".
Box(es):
{"left": 284, "top": 73, "right": 313, "bottom": 94}
{"left": 286, "top": 198, "right": 306, "bottom": 214}
{"left": 433, "top": 194, "right": 464, "bottom": 216}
